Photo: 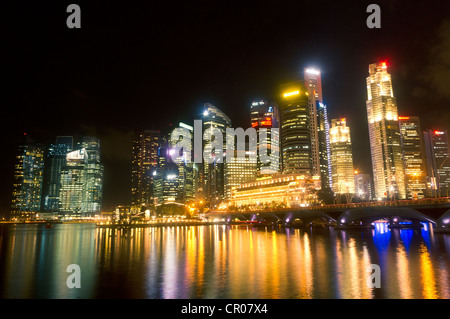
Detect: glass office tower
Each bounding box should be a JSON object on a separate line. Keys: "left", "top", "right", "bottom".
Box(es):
{"left": 250, "top": 100, "right": 280, "bottom": 175}
{"left": 59, "top": 136, "right": 103, "bottom": 217}
{"left": 424, "top": 129, "right": 450, "bottom": 197}
{"left": 366, "top": 62, "right": 406, "bottom": 200}
{"left": 131, "top": 130, "right": 161, "bottom": 209}
{"left": 398, "top": 116, "right": 428, "bottom": 199}
{"left": 330, "top": 118, "right": 355, "bottom": 194}
{"left": 279, "top": 81, "right": 311, "bottom": 175}
{"left": 41, "top": 136, "right": 73, "bottom": 214}
{"left": 11, "top": 140, "right": 45, "bottom": 220}
{"left": 304, "top": 68, "right": 332, "bottom": 189}
{"left": 202, "top": 103, "right": 232, "bottom": 207}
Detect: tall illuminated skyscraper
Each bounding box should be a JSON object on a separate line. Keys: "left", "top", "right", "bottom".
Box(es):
{"left": 304, "top": 68, "right": 332, "bottom": 189}
{"left": 366, "top": 62, "right": 406, "bottom": 200}
{"left": 354, "top": 173, "right": 373, "bottom": 201}
{"left": 250, "top": 100, "right": 280, "bottom": 175}
{"left": 59, "top": 137, "right": 103, "bottom": 217}
{"left": 131, "top": 130, "right": 161, "bottom": 209}
{"left": 202, "top": 103, "right": 232, "bottom": 206}
{"left": 304, "top": 68, "right": 322, "bottom": 176}
{"left": 11, "top": 139, "right": 45, "bottom": 220}
{"left": 224, "top": 149, "right": 257, "bottom": 199}
{"left": 330, "top": 118, "right": 355, "bottom": 194}
{"left": 279, "top": 81, "right": 311, "bottom": 175}
{"left": 398, "top": 116, "right": 428, "bottom": 199}
{"left": 41, "top": 136, "right": 73, "bottom": 214}
{"left": 424, "top": 129, "right": 450, "bottom": 197}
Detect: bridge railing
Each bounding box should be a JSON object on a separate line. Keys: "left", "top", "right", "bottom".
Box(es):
{"left": 207, "top": 197, "right": 450, "bottom": 214}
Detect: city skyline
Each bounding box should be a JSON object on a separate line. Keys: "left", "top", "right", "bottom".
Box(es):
{"left": 2, "top": 1, "right": 450, "bottom": 215}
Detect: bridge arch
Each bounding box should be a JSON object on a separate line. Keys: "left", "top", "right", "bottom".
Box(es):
{"left": 337, "top": 207, "right": 436, "bottom": 227}
{"left": 436, "top": 209, "right": 450, "bottom": 232}
{"left": 284, "top": 211, "right": 336, "bottom": 227}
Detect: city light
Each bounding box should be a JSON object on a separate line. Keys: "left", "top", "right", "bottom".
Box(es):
{"left": 305, "top": 68, "right": 320, "bottom": 75}
{"left": 283, "top": 90, "right": 300, "bottom": 97}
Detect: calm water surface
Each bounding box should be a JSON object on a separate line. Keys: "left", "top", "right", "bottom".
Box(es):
{"left": 0, "top": 223, "right": 449, "bottom": 299}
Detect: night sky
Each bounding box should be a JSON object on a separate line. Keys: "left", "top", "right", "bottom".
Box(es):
{"left": 2, "top": 1, "right": 450, "bottom": 216}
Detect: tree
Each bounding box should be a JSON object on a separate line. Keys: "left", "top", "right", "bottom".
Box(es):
{"left": 317, "top": 187, "right": 335, "bottom": 205}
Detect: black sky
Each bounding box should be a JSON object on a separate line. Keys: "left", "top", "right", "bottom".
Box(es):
{"left": 2, "top": 0, "right": 450, "bottom": 216}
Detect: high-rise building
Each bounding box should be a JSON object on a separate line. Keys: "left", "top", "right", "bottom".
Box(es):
{"left": 424, "top": 129, "right": 450, "bottom": 197}
{"left": 279, "top": 81, "right": 311, "bottom": 175}
{"left": 153, "top": 156, "right": 180, "bottom": 204}
{"left": 59, "top": 137, "right": 103, "bottom": 217}
{"left": 366, "top": 62, "right": 406, "bottom": 200}
{"left": 315, "top": 101, "right": 332, "bottom": 190}
{"left": 11, "top": 140, "right": 45, "bottom": 220}
{"left": 41, "top": 136, "right": 73, "bottom": 214}
{"left": 167, "top": 122, "right": 196, "bottom": 203}
{"left": 250, "top": 100, "right": 280, "bottom": 175}
{"left": 330, "top": 118, "right": 355, "bottom": 194}
{"left": 224, "top": 149, "right": 257, "bottom": 199}
{"left": 78, "top": 137, "right": 103, "bottom": 214}
{"left": 131, "top": 130, "right": 161, "bottom": 209}
{"left": 354, "top": 173, "right": 373, "bottom": 201}
{"left": 202, "top": 103, "right": 232, "bottom": 206}
{"left": 398, "top": 116, "right": 428, "bottom": 199}
{"left": 304, "top": 68, "right": 331, "bottom": 189}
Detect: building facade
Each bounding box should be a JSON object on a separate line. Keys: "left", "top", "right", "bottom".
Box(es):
{"left": 59, "top": 137, "right": 103, "bottom": 217}
{"left": 424, "top": 129, "right": 450, "bottom": 197}
{"left": 231, "top": 174, "right": 321, "bottom": 208}
{"left": 366, "top": 62, "right": 406, "bottom": 200}
{"left": 11, "top": 141, "right": 45, "bottom": 220}
{"left": 202, "top": 103, "right": 232, "bottom": 207}
{"left": 398, "top": 116, "right": 428, "bottom": 199}
{"left": 330, "top": 118, "right": 355, "bottom": 194}
{"left": 279, "top": 81, "right": 311, "bottom": 175}
{"left": 41, "top": 136, "right": 73, "bottom": 214}
{"left": 250, "top": 100, "right": 280, "bottom": 175}
{"left": 354, "top": 173, "right": 373, "bottom": 201}
{"left": 224, "top": 149, "right": 257, "bottom": 199}
{"left": 304, "top": 68, "right": 332, "bottom": 189}
{"left": 131, "top": 130, "right": 161, "bottom": 209}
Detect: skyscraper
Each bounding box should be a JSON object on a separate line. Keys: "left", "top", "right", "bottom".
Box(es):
{"left": 366, "top": 62, "right": 406, "bottom": 200}
{"left": 398, "top": 116, "right": 428, "bottom": 199}
{"left": 424, "top": 129, "right": 450, "bottom": 197}
{"left": 304, "top": 68, "right": 332, "bottom": 189}
{"left": 11, "top": 140, "right": 45, "bottom": 220}
{"left": 153, "top": 144, "right": 180, "bottom": 204}
{"left": 78, "top": 137, "right": 103, "bottom": 214}
{"left": 250, "top": 100, "right": 280, "bottom": 175}
{"left": 202, "top": 103, "right": 232, "bottom": 206}
{"left": 330, "top": 118, "right": 355, "bottom": 194}
{"left": 279, "top": 81, "right": 311, "bottom": 175}
{"left": 59, "top": 137, "right": 103, "bottom": 217}
{"left": 131, "top": 130, "right": 161, "bottom": 209}
{"left": 224, "top": 149, "right": 257, "bottom": 199}
{"left": 354, "top": 173, "right": 373, "bottom": 201}
{"left": 41, "top": 136, "right": 73, "bottom": 214}
{"left": 315, "top": 101, "right": 332, "bottom": 190}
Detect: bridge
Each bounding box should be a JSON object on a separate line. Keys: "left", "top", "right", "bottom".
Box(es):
{"left": 205, "top": 198, "right": 450, "bottom": 230}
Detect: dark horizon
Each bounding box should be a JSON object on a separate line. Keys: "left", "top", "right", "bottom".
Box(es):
{"left": 2, "top": 1, "right": 450, "bottom": 215}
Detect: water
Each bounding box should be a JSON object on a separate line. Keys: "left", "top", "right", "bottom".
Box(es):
{"left": 0, "top": 223, "right": 449, "bottom": 299}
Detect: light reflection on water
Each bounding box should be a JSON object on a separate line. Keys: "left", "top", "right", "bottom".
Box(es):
{"left": 0, "top": 223, "right": 449, "bottom": 299}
